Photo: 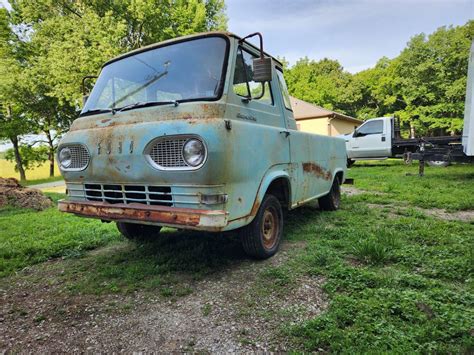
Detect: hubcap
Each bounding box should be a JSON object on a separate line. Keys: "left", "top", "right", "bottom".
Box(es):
{"left": 261, "top": 207, "right": 278, "bottom": 249}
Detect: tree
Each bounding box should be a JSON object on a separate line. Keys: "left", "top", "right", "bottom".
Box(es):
{"left": 392, "top": 21, "right": 474, "bottom": 136}
{"left": 0, "top": 7, "right": 31, "bottom": 180}
{"left": 284, "top": 57, "right": 364, "bottom": 117}
{"left": 5, "top": 144, "right": 48, "bottom": 172}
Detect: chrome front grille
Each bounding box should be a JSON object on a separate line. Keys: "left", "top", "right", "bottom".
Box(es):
{"left": 67, "top": 145, "right": 90, "bottom": 170}
{"left": 84, "top": 184, "right": 172, "bottom": 206}
{"left": 149, "top": 138, "right": 188, "bottom": 168}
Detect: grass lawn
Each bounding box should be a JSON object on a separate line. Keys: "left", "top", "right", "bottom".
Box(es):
{"left": 349, "top": 160, "right": 474, "bottom": 211}
{"left": 0, "top": 161, "right": 473, "bottom": 352}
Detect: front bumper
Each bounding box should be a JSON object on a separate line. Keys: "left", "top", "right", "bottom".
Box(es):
{"left": 58, "top": 200, "right": 229, "bottom": 231}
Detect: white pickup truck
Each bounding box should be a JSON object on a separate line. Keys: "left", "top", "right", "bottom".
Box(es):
{"left": 342, "top": 41, "right": 474, "bottom": 168}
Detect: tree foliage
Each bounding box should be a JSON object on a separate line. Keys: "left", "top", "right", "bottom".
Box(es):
{"left": 5, "top": 144, "right": 49, "bottom": 171}
{"left": 286, "top": 21, "right": 474, "bottom": 136}
{"left": 284, "top": 57, "right": 364, "bottom": 117}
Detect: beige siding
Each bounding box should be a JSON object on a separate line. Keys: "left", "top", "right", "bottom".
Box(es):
{"left": 296, "top": 118, "right": 330, "bottom": 135}
{"left": 329, "top": 119, "right": 360, "bottom": 136}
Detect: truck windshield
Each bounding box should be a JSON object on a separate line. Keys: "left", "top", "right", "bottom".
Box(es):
{"left": 81, "top": 36, "right": 228, "bottom": 115}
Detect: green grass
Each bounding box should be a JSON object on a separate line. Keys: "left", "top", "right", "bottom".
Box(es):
{"left": 349, "top": 160, "right": 474, "bottom": 211}
{"left": 277, "top": 201, "right": 473, "bottom": 352}
{"left": 0, "top": 193, "right": 121, "bottom": 277}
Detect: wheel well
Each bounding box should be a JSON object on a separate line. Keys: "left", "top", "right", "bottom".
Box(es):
{"left": 335, "top": 171, "right": 344, "bottom": 184}
{"left": 266, "top": 177, "right": 290, "bottom": 210}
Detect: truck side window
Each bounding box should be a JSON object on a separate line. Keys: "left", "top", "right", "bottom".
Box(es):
{"left": 358, "top": 120, "right": 383, "bottom": 135}
{"left": 233, "top": 47, "right": 273, "bottom": 105}
{"left": 276, "top": 69, "right": 292, "bottom": 111}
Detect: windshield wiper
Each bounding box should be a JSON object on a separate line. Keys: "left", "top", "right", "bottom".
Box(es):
{"left": 80, "top": 108, "right": 113, "bottom": 117}
{"left": 114, "top": 100, "right": 179, "bottom": 113}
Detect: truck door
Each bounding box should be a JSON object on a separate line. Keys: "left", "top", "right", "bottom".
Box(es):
{"left": 350, "top": 118, "right": 391, "bottom": 158}
{"left": 225, "top": 45, "right": 291, "bottom": 211}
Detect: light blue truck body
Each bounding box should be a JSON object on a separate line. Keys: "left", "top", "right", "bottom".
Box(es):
{"left": 58, "top": 32, "right": 347, "bottom": 232}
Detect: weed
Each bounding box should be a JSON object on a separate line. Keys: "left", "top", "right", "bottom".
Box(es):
{"left": 202, "top": 303, "right": 212, "bottom": 316}
{"left": 353, "top": 239, "right": 390, "bottom": 265}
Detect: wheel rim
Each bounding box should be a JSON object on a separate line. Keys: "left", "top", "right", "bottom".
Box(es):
{"left": 261, "top": 207, "right": 279, "bottom": 250}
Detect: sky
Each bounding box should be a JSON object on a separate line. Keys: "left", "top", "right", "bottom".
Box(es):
{"left": 226, "top": 0, "right": 474, "bottom": 73}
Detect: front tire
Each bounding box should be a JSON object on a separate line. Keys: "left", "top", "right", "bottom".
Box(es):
{"left": 117, "top": 222, "right": 162, "bottom": 242}
{"left": 239, "top": 194, "right": 283, "bottom": 259}
{"left": 318, "top": 177, "right": 341, "bottom": 211}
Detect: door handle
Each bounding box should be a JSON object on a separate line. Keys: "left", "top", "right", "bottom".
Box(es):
{"left": 381, "top": 136, "right": 386, "bottom": 142}
{"left": 280, "top": 131, "right": 290, "bottom": 138}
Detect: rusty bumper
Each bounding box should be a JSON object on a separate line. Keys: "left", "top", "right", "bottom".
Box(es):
{"left": 58, "top": 200, "right": 229, "bottom": 231}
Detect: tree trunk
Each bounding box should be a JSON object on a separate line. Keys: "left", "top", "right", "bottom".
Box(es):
{"left": 10, "top": 136, "right": 26, "bottom": 181}
{"left": 409, "top": 121, "right": 416, "bottom": 139}
{"left": 45, "top": 130, "right": 55, "bottom": 177}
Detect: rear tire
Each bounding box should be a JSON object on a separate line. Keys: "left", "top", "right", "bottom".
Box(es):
{"left": 239, "top": 194, "right": 283, "bottom": 259}
{"left": 319, "top": 177, "right": 341, "bottom": 211}
{"left": 347, "top": 159, "right": 355, "bottom": 168}
{"left": 116, "top": 222, "right": 162, "bottom": 242}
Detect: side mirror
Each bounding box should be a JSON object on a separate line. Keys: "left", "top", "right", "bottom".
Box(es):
{"left": 353, "top": 130, "right": 364, "bottom": 138}
{"left": 253, "top": 57, "right": 272, "bottom": 82}
{"left": 240, "top": 32, "right": 272, "bottom": 82}
{"left": 82, "top": 94, "right": 89, "bottom": 107}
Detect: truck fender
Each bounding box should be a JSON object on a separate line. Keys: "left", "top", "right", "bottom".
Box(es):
{"left": 249, "top": 168, "right": 292, "bottom": 219}
{"left": 332, "top": 168, "right": 345, "bottom": 184}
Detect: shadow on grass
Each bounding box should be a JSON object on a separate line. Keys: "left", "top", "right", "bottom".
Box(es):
{"left": 66, "top": 228, "right": 247, "bottom": 295}
{"left": 66, "top": 206, "right": 326, "bottom": 296}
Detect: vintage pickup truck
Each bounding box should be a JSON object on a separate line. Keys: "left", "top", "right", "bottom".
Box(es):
{"left": 57, "top": 31, "right": 347, "bottom": 259}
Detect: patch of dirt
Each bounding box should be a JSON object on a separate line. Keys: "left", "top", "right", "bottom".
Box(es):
{"left": 0, "top": 242, "right": 326, "bottom": 352}
{"left": 0, "top": 178, "right": 53, "bottom": 211}
{"left": 341, "top": 186, "right": 386, "bottom": 197}
{"left": 366, "top": 203, "right": 474, "bottom": 222}
{"left": 422, "top": 208, "right": 474, "bottom": 222}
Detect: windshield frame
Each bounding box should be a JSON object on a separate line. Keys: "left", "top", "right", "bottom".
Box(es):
{"left": 80, "top": 34, "right": 230, "bottom": 117}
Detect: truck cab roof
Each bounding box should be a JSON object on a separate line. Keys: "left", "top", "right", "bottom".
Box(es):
{"left": 104, "top": 31, "right": 284, "bottom": 69}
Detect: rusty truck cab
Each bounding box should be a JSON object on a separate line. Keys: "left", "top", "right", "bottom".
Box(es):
{"left": 58, "top": 31, "right": 347, "bottom": 258}
{"left": 59, "top": 32, "right": 284, "bottom": 230}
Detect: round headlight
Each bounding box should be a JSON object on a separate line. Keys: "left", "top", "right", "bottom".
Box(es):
{"left": 182, "top": 139, "right": 205, "bottom": 167}
{"left": 59, "top": 147, "right": 72, "bottom": 168}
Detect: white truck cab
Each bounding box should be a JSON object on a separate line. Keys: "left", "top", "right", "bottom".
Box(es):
{"left": 342, "top": 117, "right": 393, "bottom": 160}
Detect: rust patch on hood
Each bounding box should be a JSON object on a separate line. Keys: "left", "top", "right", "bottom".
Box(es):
{"left": 70, "top": 102, "right": 226, "bottom": 131}
{"left": 302, "top": 162, "right": 332, "bottom": 181}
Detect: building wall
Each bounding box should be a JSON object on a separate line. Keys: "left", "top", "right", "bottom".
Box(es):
{"left": 329, "top": 118, "right": 361, "bottom": 136}
{"left": 296, "top": 117, "right": 361, "bottom": 136}
{"left": 296, "top": 117, "right": 330, "bottom": 135}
